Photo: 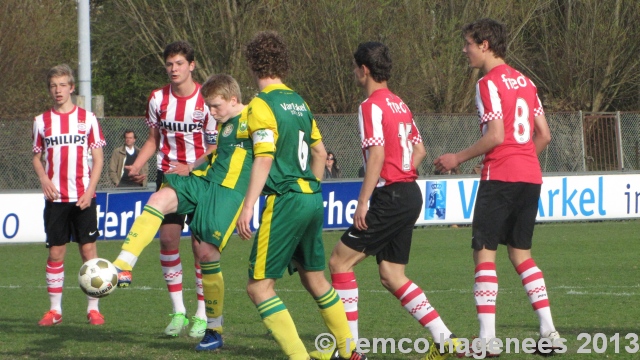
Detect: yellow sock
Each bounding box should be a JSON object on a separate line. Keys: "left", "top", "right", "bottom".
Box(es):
{"left": 113, "top": 205, "right": 163, "bottom": 271}
{"left": 201, "top": 261, "right": 224, "bottom": 333}
{"left": 258, "top": 296, "right": 308, "bottom": 360}
{"left": 315, "top": 287, "right": 355, "bottom": 358}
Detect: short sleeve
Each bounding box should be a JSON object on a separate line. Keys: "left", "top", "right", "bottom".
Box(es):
{"left": 248, "top": 97, "right": 277, "bottom": 157}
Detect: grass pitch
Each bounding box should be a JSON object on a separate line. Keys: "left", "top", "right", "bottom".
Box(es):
{"left": 1, "top": 221, "right": 639, "bottom": 359}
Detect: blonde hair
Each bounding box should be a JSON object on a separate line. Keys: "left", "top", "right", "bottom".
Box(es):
{"left": 201, "top": 74, "right": 242, "bottom": 103}
{"left": 47, "top": 64, "right": 75, "bottom": 88}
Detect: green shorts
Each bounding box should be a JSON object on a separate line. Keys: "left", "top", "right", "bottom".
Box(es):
{"left": 163, "top": 174, "right": 244, "bottom": 251}
{"left": 249, "top": 191, "right": 325, "bottom": 279}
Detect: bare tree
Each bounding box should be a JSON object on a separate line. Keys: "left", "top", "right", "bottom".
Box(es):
{"left": 522, "top": 0, "right": 640, "bottom": 112}
{"left": 0, "top": 0, "right": 77, "bottom": 118}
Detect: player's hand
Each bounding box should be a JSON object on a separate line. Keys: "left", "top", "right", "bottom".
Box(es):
{"left": 433, "top": 153, "right": 459, "bottom": 173}
{"left": 39, "top": 177, "right": 60, "bottom": 201}
{"left": 353, "top": 203, "right": 368, "bottom": 231}
{"left": 76, "top": 191, "right": 93, "bottom": 210}
{"left": 165, "top": 161, "right": 191, "bottom": 176}
{"left": 129, "top": 173, "right": 147, "bottom": 184}
{"left": 236, "top": 207, "right": 254, "bottom": 240}
{"left": 125, "top": 164, "right": 140, "bottom": 176}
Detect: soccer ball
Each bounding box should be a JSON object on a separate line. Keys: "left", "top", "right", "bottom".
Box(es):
{"left": 78, "top": 258, "right": 118, "bottom": 298}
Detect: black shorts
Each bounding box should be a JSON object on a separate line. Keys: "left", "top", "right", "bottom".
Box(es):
{"left": 43, "top": 198, "right": 98, "bottom": 248}
{"left": 471, "top": 180, "right": 541, "bottom": 251}
{"left": 156, "top": 170, "right": 187, "bottom": 226}
{"left": 341, "top": 181, "right": 422, "bottom": 264}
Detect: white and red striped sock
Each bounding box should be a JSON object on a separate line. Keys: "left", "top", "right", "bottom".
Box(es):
{"left": 475, "top": 262, "right": 498, "bottom": 341}
{"left": 194, "top": 263, "right": 206, "bottom": 319}
{"left": 331, "top": 272, "right": 359, "bottom": 341}
{"left": 516, "top": 258, "right": 556, "bottom": 336}
{"left": 394, "top": 280, "right": 452, "bottom": 341}
{"left": 46, "top": 260, "right": 64, "bottom": 313}
{"left": 160, "top": 249, "right": 186, "bottom": 314}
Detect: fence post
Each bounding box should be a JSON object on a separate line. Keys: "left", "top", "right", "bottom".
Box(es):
{"left": 615, "top": 111, "right": 623, "bottom": 170}
{"left": 92, "top": 95, "right": 105, "bottom": 118}
{"left": 579, "top": 110, "right": 586, "bottom": 171}
{"left": 72, "top": 95, "right": 85, "bottom": 108}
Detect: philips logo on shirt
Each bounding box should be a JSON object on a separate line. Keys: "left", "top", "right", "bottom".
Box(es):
{"left": 161, "top": 120, "right": 203, "bottom": 133}
{"left": 45, "top": 135, "right": 86, "bottom": 147}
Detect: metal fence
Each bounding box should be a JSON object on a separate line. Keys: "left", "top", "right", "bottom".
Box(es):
{"left": 3, "top": 111, "right": 639, "bottom": 190}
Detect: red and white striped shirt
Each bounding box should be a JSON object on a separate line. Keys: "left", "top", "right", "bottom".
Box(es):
{"left": 475, "top": 64, "right": 544, "bottom": 183}
{"left": 146, "top": 83, "right": 215, "bottom": 171}
{"left": 359, "top": 88, "right": 423, "bottom": 187}
{"left": 32, "top": 106, "right": 106, "bottom": 202}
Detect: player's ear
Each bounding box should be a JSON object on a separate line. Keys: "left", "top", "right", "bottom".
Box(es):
{"left": 481, "top": 40, "right": 490, "bottom": 52}
{"left": 361, "top": 64, "right": 371, "bottom": 76}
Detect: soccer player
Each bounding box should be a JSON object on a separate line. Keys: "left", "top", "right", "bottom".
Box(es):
{"left": 32, "top": 64, "right": 107, "bottom": 326}
{"left": 112, "top": 74, "right": 249, "bottom": 350}
{"left": 235, "top": 31, "right": 365, "bottom": 360}
{"left": 112, "top": 41, "right": 217, "bottom": 337}
{"left": 433, "top": 18, "right": 558, "bottom": 356}
{"left": 320, "top": 42, "right": 461, "bottom": 360}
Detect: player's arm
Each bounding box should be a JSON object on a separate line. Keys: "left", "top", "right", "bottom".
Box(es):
{"left": 32, "top": 152, "right": 59, "bottom": 201}
{"left": 310, "top": 141, "right": 327, "bottom": 180}
{"left": 139, "top": 155, "right": 149, "bottom": 186}
{"left": 355, "top": 145, "right": 384, "bottom": 231}
{"left": 434, "top": 118, "right": 504, "bottom": 172}
{"left": 236, "top": 155, "right": 272, "bottom": 240}
{"left": 533, "top": 114, "right": 551, "bottom": 155}
{"left": 77, "top": 147, "right": 103, "bottom": 210}
{"left": 204, "top": 110, "right": 218, "bottom": 155}
{"left": 236, "top": 98, "right": 277, "bottom": 240}
{"left": 412, "top": 141, "right": 427, "bottom": 170}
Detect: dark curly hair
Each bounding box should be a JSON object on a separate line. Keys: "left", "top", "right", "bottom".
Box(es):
{"left": 353, "top": 42, "right": 392, "bottom": 83}
{"left": 163, "top": 41, "right": 195, "bottom": 63}
{"left": 245, "top": 31, "right": 289, "bottom": 80}
{"left": 462, "top": 18, "right": 507, "bottom": 59}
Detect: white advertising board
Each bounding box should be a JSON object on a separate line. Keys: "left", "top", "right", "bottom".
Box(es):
{"left": 3, "top": 173, "right": 640, "bottom": 243}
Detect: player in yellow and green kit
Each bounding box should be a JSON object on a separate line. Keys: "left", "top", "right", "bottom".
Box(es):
{"left": 112, "top": 74, "right": 251, "bottom": 351}
{"left": 236, "top": 31, "right": 366, "bottom": 360}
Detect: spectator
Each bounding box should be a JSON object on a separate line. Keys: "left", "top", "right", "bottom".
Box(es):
{"left": 324, "top": 151, "right": 342, "bottom": 179}
{"left": 108, "top": 130, "right": 148, "bottom": 187}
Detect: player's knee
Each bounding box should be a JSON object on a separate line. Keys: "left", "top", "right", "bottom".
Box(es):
{"left": 379, "top": 276, "right": 394, "bottom": 291}
{"left": 197, "top": 243, "right": 220, "bottom": 263}
{"left": 147, "top": 192, "right": 170, "bottom": 212}
{"left": 328, "top": 248, "right": 358, "bottom": 273}
{"left": 245, "top": 281, "right": 264, "bottom": 305}
{"left": 379, "top": 268, "right": 408, "bottom": 293}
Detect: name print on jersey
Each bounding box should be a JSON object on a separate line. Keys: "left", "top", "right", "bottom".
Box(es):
{"left": 385, "top": 98, "right": 409, "bottom": 114}
{"left": 280, "top": 102, "right": 307, "bottom": 117}
{"left": 44, "top": 134, "right": 86, "bottom": 147}
{"left": 501, "top": 73, "right": 529, "bottom": 90}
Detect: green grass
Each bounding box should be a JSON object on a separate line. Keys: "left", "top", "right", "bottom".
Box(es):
{"left": 1, "top": 221, "right": 639, "bottom": 359}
